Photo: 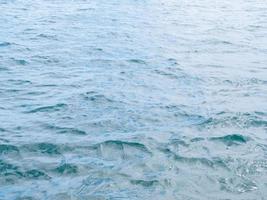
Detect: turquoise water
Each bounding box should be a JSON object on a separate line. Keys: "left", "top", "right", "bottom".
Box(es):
{"left": 0, "top": 0, "right": 267, "bottom": 199}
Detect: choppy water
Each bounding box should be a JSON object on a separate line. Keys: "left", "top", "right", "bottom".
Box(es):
{"left": 1, "top": 0, "right": 267, "bottom": 199}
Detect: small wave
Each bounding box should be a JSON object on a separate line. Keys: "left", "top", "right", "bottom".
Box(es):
{"left": 153, "top": 69, "right": 203, "bottom": 85}
{"left": 200, "top": 38, "right": 234, "bottom": 46}
{"left": 11, "top": 58, "right": 28, "bottom": 65}
{"left": 174, "top": 154, "right": 214, "bottom": 168}
{"left": 0, "top": 160, "right": 50, "bottom": 183}
{"left": 0, "top": 160, "right": 23, "bottom": 182}
{"left": 83, "top": 92, "right": 114, "bottom": 103}
{"left": 25, "top": 103, "right": 67, "bottom": 113}
{"left": 0, "top": 66, "right": 8, "bottom": 71}
{"left": 209, "top": 134, "right": 250, "bottom": 146}
{"left": 0, "top": 144, "right": 19, "bottom": 155}
{"left": 94, "top": 140, "right": 151, "bottom": 160}
{"left": 23, "top": 169, "right": 50, "bottom": 180}
{"left": 0, "top": 42, "right": 11, "bottom": 47}
{"left": 22, "top": 142, "right": 61, "bottom": 155}
{"left": 190, "top": 137, "right": 205, "bottom": 142}
{"left": 162, "top": 104, "right": 207, "bottom": 125}
{"left": 43, "top": 124, "right": 87, "bottom": 135}
{"left": 127, "top": 59, "right": 147, "bottom": 65}
{"left": 160, "top": 147, "right": 229, "bottom": 170}
{"left": 130, "top": 179, "right": 159, "bottom": 187}
{"left": 31, "top": 55, "right": 60, "bottom": 64}
{"left": 7, "top": 79, "right": 32, "bottom": 85}
{"left": 0, "top": 127, "right": 8, "bottom": 132}
{"left": 159, "top": 147, "right": 213, "bottom": 167}
{"left": 199, "top": 111, "right": 267, "bottom": 129}
{"left": 154, "top": 69, "right": 181, "bottom": 79}
{"left": 222, "top": 78, "right": 267, "bottom": 86}
{"left": 167, "top": 58, "right": 179, "bottom": 66}
{"left": 37, "top": 33, "right": 58, "bottom": 40}
{"left": 54, "top": 163, "right": 78, "bottom": 175}
{"left": 169, "top": 138, "right": 189, "bottom": 147}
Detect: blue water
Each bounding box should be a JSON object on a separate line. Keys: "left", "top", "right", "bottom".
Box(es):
{"left": 1, "top": 0, "right": 267, "bottom": 199}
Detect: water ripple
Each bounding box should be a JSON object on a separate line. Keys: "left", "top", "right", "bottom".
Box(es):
{"left": 0, "top": 0, "right": 267, "bottom": 199}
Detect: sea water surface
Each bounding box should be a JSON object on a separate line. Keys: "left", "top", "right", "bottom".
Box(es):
{"left": 0, "top": 0, "right": 267, "bottom": 199}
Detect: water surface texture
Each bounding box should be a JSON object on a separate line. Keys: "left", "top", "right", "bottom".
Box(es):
{"left": 1, "top": 0, "right": 267, "bottom": 199}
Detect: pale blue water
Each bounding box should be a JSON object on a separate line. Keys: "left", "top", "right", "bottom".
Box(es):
{"left": 0, "top": 0, "right": 267, "bottom": 199}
